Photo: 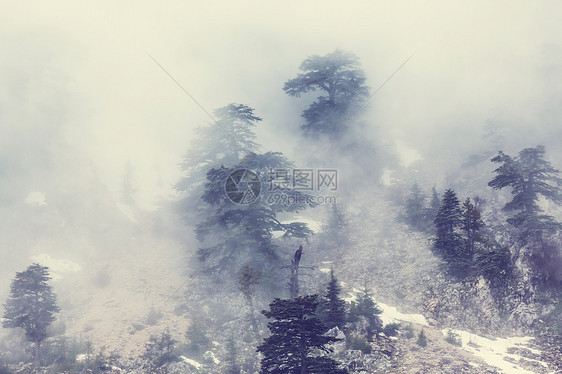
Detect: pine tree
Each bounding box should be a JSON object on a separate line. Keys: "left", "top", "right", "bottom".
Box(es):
{"left": 196, "top": 152, "right": 315, "bottom": 278}
{"left": 175, "top": 103, "right": 262, "bottom": 221}
{"left": 284, "top": 50, "right": 369, "bottom": 136}
{"left": 348, "top": 285, "right": 382, "bottom": 338}
{"left": 433, "top": 189, "right": 476, "bottom": 277}
{"left": 433, "top": 189, "right": 463, "bottom": 258}
{"left": 257, "top": 295, "right": 347, "bottom": 373}
{"left": 238, "top": 263, "right": 262, "bottom": 339}
{"left": 141, "top": 329, "right": 178, "bottom": 374}
{"left": 185, "top": 320, "right": 210, "bottom": 358}
{"left": 416, "top": 330, "right": 428, "bottom": 347}
{"left": 318, "top": 270, "right": 347, "bottom": 330}
{"left": 489, "top": 145, "right": 562, "bottom": 281}
{"left": 423, "top": 186, "right": 441, "bottom": 230}
{"left": 405, "top": 183, "right": 426, "bottom": 230}
{"left": 461, "top": 197, "right": 484, "bottom": 258}
{"left": 489, "top": 145, "right": 562, "bottom": 242}
{"left": 320, "top": 204, "right": 350, "bottom": 254}
{"left": 3, "top": 263, "right": 60, "bottom": 367}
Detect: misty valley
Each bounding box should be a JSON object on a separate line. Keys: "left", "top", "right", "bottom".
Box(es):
{"left": 2, "top": 5, "right": 562, "bottom": 374}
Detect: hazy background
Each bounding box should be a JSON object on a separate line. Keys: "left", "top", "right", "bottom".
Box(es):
{"left": 2, "top": 0, "right": 561, "bottom": 208}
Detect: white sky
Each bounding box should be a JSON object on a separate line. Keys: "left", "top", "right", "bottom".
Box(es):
{"left": 2, "top": 1, "right": 561, "bottom": 208}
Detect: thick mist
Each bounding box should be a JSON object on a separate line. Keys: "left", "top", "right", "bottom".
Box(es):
{"left": 1, "top": 1, "right": 562, "bottom": 371}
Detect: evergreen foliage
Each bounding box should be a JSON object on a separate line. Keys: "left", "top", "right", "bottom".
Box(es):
{"left": 2, "top": 263, "right": 60, "bottom": 367}
{"left": 320, "top": 204, "right": 350, "bottom": 254}
{"left": 445, "top": 330, "right": 462, "bottom": 346}
{"left": 196, "top": 152, "right": 315, "bottom": 278}
{"left": 405, "top": 183, "right": 426, "bottom": 230}
{"left": 489, "top": 145, "right": 562, "bottom": 241}
{"left": 141, "top": 329, "right": 179, "bottom": 373}
{"left": 474, "top": 241, "right": 513, "bottom": 286}
{"left": 403, "top": 324, "right": 415, "bottom": 339}
{"left": 175, "top": 103, "right": 262, "bottom": 220}
{"left": 284, "top": 50, "right": 369, "bottom": 136}
{"left": 416, "top": 330, "right": 427, "bottom": 347}
{"left": 433, "top": 189, "right": 468, "bottom": 275}
{"left": 348, "top": 285, "right": 382, "bottom": 337}
{"left": 489, "top": 145, "right": 562, "bottom": 282}
{"left": 424, "top": 187, "right": 441, "bottom": 229}
{"left": 382, "top": 322, "right": 400, "bottom": 337}
{"left": 185, "top": 320, "right": 211, "bottom": 358}
{"left": 461, "top": 197, "right": 484, "bottom": 258}
{"left": 257, "top": 295, "right": 347, "bottom": 373}
{"left": 238, "top": 263, "right": 262, "bottom": 339}
{"left": 317, "top": 270, "right": 347, "bottom": 330}
{"left": 224, "top": 335, "right": 241, "bottom": 374}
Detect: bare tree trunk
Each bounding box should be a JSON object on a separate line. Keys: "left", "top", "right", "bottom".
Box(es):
{"left": 248, "top": 297, "right": 260, "bottom": 340}
{"left": 290, "top": 245, "right": 303, "bottom": 299}
{"left": 34, "top": 340, "right": 40, "bottom": 368}
{"left": 290, "top": 264, "right": 299, "bottom": 299}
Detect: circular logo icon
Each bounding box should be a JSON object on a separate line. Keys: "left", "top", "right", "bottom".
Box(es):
{"left": 225, "top": 168, "right": 261, "bottom": 204}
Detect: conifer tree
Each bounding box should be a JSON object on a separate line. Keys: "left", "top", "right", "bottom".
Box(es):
{"left": 284, "top": 50, "right": 369, "bottom": 136}
{"left": 489, "top": 145, "right": 562, "bottom": 280}
{"left": 318, "top": 270, "right": 347, "bottom": 330}
{"left": 196, "top": 152, "right": 315, "bottom": 278}
{"left": 175, "top": 103, "right": 262, "bottom": 220}
{"left": 405, "top": 183, "right": 426, "bottom": 230}
{"left": 141, "top": 329, "right": 178, "bottom": 374}
{"left": 433, "top": 189, "right": 475, "bottom": 276}
{"left": 489, "top": 146, "right": 562, "bottom": 240}
{"left": 348, "top": 285, "right": 382, "bottom": 338}
{"left": 461, "top": 197, "right": 484, "bottom": 258}
{"left": 238, "top": 263, "right": 262, "bottom": 339}
{"left": 321, "top": 204, "right": 350, "bottom": 252}
{"left": 424, "top": 186, "right": 441, "bottom": 230}
{"left": 433, "top": 189, "right": 463, "bottom": 259}
{"left": 3, "top": 263, "right": 60, "bottom": 367}
{"left": 257, "top": 295, "right": 347, "bottom": 373}
{"left": 416, "top": 330, "right": 428, "bottom": 347}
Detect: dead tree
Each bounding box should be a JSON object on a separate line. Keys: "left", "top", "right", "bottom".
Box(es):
{"left": 289, "top": 245, "right": 303, "bottom": 299}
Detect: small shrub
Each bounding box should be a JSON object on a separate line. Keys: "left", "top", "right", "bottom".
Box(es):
{"left": 382, "top": 322, "right": 400, "bottom": 337}
{"left": 416, "top": 330, "right": 427, "bottom": 347}
{"left": 346, "top": 334, "right": 372, "bottom": 354}
{"left": 185, "top": 320, "right": 211, "bottom": 358}
{"left": 142, "top": 329, "right": 179, "bottom": 372}
{"left": 403, "top": 324, "right": 415, "bottom": 339}
{"left": 445, "top": 330, "right": 462, "bottom": 346}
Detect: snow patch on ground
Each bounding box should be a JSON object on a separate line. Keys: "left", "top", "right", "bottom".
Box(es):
{"left": 180, "top": 356, "right": 202, "bottom": 369}
{"left": 25, "top": 192, "right": 47, "bottom": 206}
{"left": 30, "top": 253, "right": 82, "bottom": 280}
{"left": 379, "top": 302, "right": 429, "bottom": 326}
{"left": 442, "top": 329, "right": 550, "bottom": 374}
